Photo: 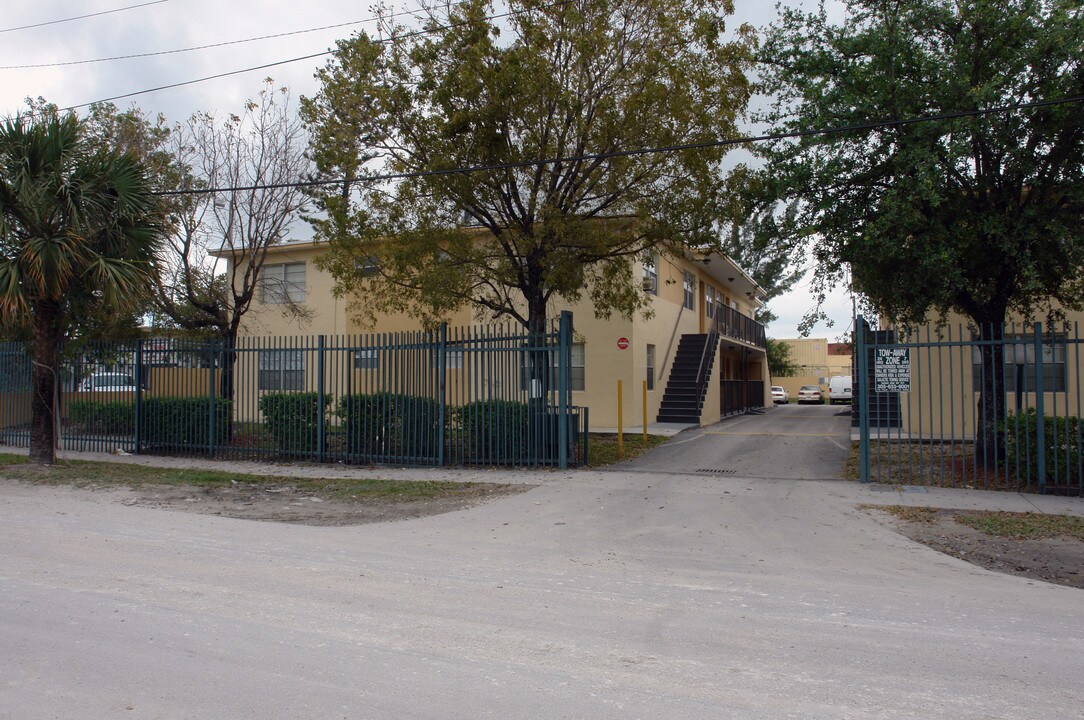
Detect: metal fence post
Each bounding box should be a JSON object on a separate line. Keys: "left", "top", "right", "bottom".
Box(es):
{"left": 208, "top": 341, "right": 216, "bottom": 459}
{"left": 134, "top": 338, "right": 143, "bottom": 455}
{"left": 1034, "top": 322, "right": 1046, "bottom": 493}
{"left": 857, "top": 316, "right": 871, "bottom": 483}
{"left": 558, "top": 311, "right": 572, "bottom": 469}
{"left": 317, "top": 335, "right": 326, "bottom": 464}
{"left": 437, "top": 323, "right": 447, "bottom": 467}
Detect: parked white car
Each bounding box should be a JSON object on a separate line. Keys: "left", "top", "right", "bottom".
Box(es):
{"left": 79, "top": 372, "right": 139, "bottom": 392}
{"left": 797, "top": 385, "right": 824, "bottom": 404}
{"left": 771, "top": 386, "right": 789, "bottom": 404}
{"left": 828, "top": 375, "right": 853, "bottom": 405}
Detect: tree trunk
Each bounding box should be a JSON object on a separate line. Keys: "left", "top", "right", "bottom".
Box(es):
{"left": 29, "top": 302, "right": 62, "bottom": 465}
{"left": 218, "top": 329, "right": 238, "bottom": 443}
{"left": 975, "top": 319, "right": 1007, "bottom": 471}
{"left": 219, "top": 330, "right": 237, "bottom": 402}
{"left": 526, "top": 292, "right": 549, "bottom": 399}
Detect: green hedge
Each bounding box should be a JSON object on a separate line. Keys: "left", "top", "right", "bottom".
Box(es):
{"left": 1002, "top": 409, "right": 1083, "bottom": 488}
{"left": 336, "top": 393, "right": 442, "bottom": 457}
{"left": 67, "top": 400, "right": 134, "bottom": 435}
{"left": 456, "top": 399, "right": 530, "bottom": 462}
{"left": 259, "top": 392, "right": 330, "bottom": 455}
{"left": 141, "top": 397, "right": 232, "bottom": 448}
{"left": 67, "top": 397, "right": 232, "bottom": 449}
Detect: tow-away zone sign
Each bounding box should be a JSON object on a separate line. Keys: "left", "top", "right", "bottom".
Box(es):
{"left": 875, "top": 347, "right": 910, "bottom": 393}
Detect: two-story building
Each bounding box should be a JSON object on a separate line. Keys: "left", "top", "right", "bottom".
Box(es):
{"left": 213, "top": 239, "right": 770, "bottom": 430}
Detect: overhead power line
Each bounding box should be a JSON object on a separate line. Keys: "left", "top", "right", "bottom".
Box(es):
{"left": 0, "top": 0, "right": 169, "bottom": 34}
{"left": 149, "top": 93, "right": 1084, "bottom": 197}
{"left": 0, "top": 7, "right": 428, "bottom": 70}
{"left": 54, "top": 0, "right": 571, "bottom": 113}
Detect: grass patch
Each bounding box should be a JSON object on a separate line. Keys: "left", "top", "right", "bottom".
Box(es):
{"left": 0, "top": 453, "right": 28, "bottom": 465}
{"left": 842, "top": 441, "right": 860, "bottom": 481}
{"left": 862, "top": 504, "right": 1084, "bottom": 542}
{"left": 0, "top": 458, "right": 509, "bottom": 503}
{"left": 953, "top": 511, "right": 1084, "bottom": 542}
{"left": 587, "top": 433, "right": 667, "bottom": 467}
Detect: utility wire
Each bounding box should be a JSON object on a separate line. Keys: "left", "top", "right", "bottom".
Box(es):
{"left": 60, "top": 51, "right": 334, "bottom": 111}
{"left": 0, "top": 0, "right": 169, "bottom": 34}
{"left": 54, "top": 1, "right": 571, "bottom": 113}
{"left": 0, "top": 7, "right": 428, "bottom": 70}
{"left": 149, "top": 93, "right": 1084, "bottom": 197}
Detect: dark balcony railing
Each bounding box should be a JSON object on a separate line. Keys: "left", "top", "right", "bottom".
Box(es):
{"left": 711, "top": 304, "right": 766, "bottom": 348}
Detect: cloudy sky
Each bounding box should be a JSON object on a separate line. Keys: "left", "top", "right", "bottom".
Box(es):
{"left": 0, "top": 0, "right": 852, "bottom": 340}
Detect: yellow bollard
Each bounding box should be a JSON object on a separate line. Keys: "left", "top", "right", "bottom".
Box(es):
{"left": 643, "top": 380, "right": 648, "bottom": 446}
{"left": 617, "top": 379, "right": 624, "bottom": 457}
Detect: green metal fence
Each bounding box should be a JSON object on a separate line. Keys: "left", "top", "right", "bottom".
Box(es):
{"left": 0, "top": 312, "right": 586, "bottom": 468}
{"left": 856, "top": 316, "right": 1083, "bottom": 495}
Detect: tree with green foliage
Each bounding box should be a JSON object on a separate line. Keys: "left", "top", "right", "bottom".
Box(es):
{"left": 302, "top": 0, "right": 754, "bottom": 334}
{"left": 759, "top": 0, "right": 1084, "bottom": 461}
{"left": 766, "top": 338, "right": 799, "bottom": 378}
{"left": 0, "top": 111, "right": 164, "bottom": 464}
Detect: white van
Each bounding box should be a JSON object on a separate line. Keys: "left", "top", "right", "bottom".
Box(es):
{"left": 828, "top": 375, "right": 853, "bottom": 405}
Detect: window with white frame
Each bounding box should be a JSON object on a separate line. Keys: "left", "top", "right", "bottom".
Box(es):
{"left": 705, "top": 286, "right": 716, "bottom": 318}
{"left": 683, "top": 271, "right": 695, "bottom": 310}
{"left": 570, "top": 343, "right": 585, "bottom": 391}
{"left": 258, "top": 349, "right": 304, "bottom": 391}
{"left": 353, "top": 348, "right": 379, "bottom": 369}
{"left": 432, "top": 348, "right": 465, "bottom": 369}
{"left": 260, "top": 262, "right": 306, "bottom": 304}
{"left": 646, "top": 344, "right": 655, "bottom": 390}
{"left": 642, "top": 252, "right": 658, "bottom": 294}
{"left": 520, "top": 343, "right": 585, "bottom": 392}
{"left": 971, "top": 334, "right": 1067, "bottom": 392}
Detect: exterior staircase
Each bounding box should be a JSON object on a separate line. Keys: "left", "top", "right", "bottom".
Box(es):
{"left": 656, "top": 333, "right": 718, "bottom": 424}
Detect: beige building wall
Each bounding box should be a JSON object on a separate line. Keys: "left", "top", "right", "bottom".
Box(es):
{"left": 884, "top": 309, "right": 1084, "bottom": 438}
{"left": 1, "top": 392, "right": 30, "bottom": 429}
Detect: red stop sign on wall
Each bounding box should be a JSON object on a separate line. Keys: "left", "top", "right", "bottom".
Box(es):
{"left": 617, "top": 337, "right": 629, "bottom": 350}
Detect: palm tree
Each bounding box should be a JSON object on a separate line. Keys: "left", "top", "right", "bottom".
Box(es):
{"left": 0, "top": 112, "right": 164, "bottom": 464}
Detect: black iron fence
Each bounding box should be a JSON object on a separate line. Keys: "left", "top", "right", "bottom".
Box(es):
{"left": 856, "top": 317, "right": 1083, "bottom": 494}
{"left": 1, "top": 312, "right": 586, "bottom": 468}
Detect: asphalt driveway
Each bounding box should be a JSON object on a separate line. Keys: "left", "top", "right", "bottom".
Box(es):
{"left": 614, "top": 403, "right": 853, "bottom": 479}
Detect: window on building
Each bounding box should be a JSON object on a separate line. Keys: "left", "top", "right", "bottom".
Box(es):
{"left": 971, "top": 334, "right": 1067, "bottom": 392}
{"left": 646, "top": 344, "right": 655, "bottom": 390}
{"left": 258, "top": 349, "right": 304, "bottom": 391}
{"left": 433, "top": 348, "right": 465, "bottom": 369}
{"left": 260, "top": 262, "right": 306, "bottom": 304}
{"left": 355, "top": 256, "right": 380, "bottom": 276}
{"left": 705, "top": 286, "right": 716, "bottom": 318}
{"left": 520, "top": 343, "right": 585, "bottom": 392}
{"left": 570, "top": 342, "right": 585, "bottom": 391}
{"left": 353, "top": 349, "right": 379, "bottom": 369}
{"left": 642, "top": 253, "right": 658, "bottom": 294}
{"left": 683, "top": 271, "right": 696, "bottom": 310}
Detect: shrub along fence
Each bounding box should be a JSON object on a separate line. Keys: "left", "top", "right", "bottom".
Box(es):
{"left": 855, "top": 316, "right": 1083, "bottom": 494}
{"left": 0, "top": 313, "right": 586, "bottom": 468}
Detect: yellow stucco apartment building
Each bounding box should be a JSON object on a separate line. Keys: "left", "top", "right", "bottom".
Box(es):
{"left": 215, "top": 239, "right": 771, "bottom": 430}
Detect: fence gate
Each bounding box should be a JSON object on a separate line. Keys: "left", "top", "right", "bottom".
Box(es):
{"left": 856, "top": 316, "right": 1083, "bottom": 495}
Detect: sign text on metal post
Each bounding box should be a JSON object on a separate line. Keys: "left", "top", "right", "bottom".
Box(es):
{"left": 874, "top": 347, "right": 911, "bottom": 392}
